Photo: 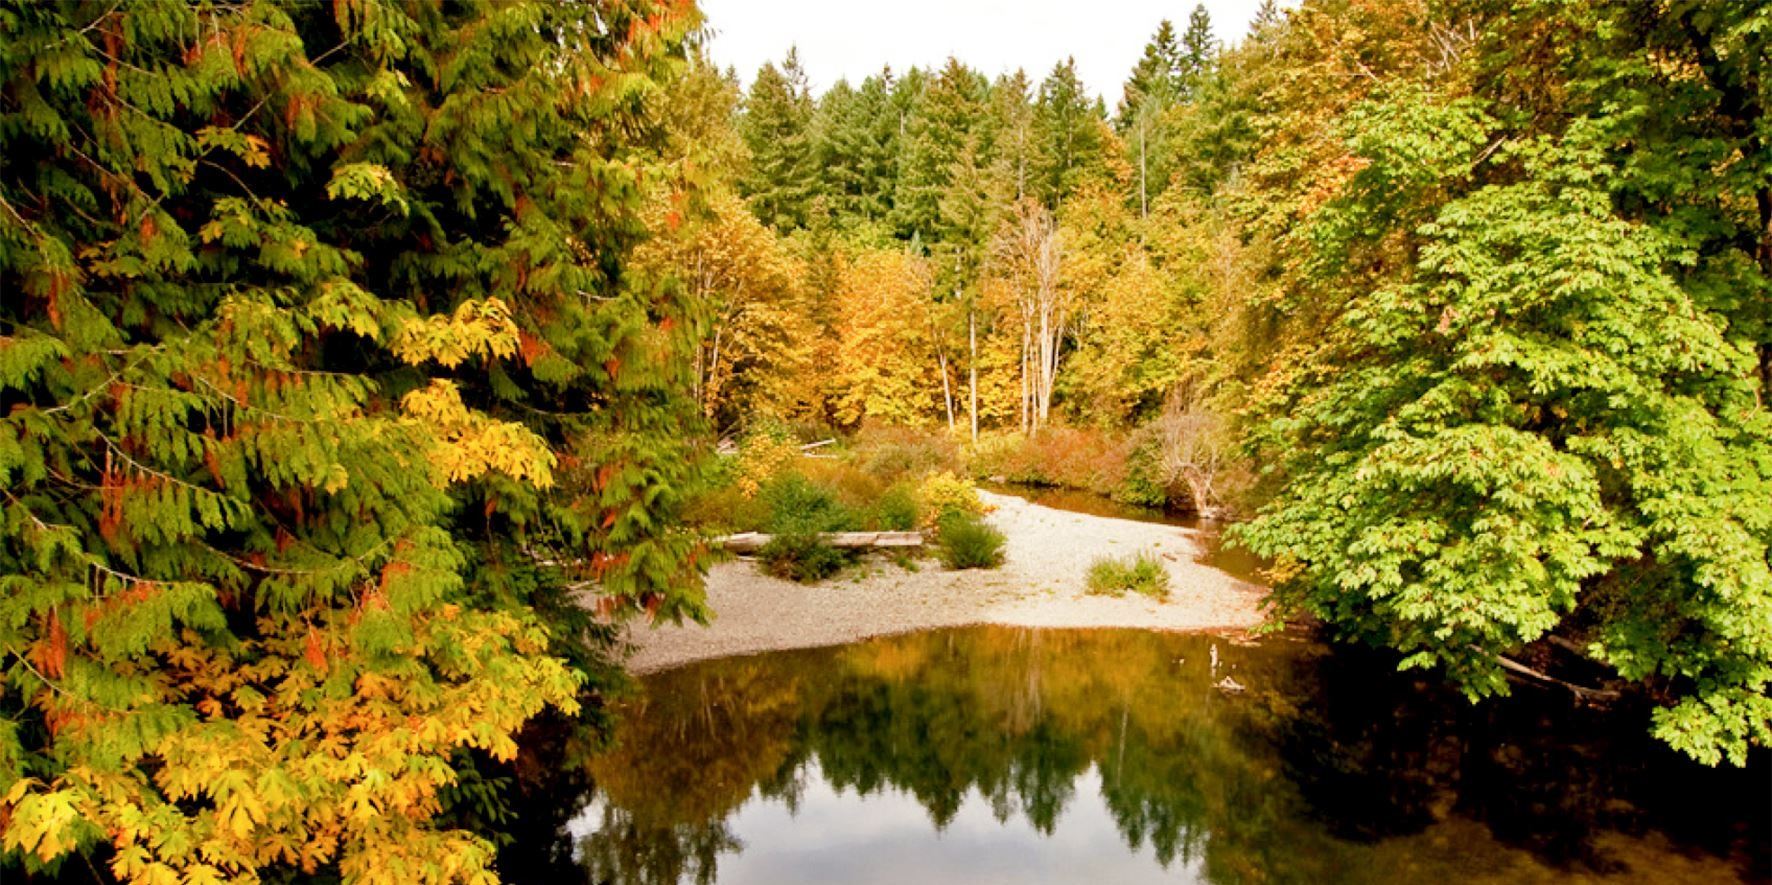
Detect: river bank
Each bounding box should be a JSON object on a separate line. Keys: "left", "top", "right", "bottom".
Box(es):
{"left": 621, "top": 490, "right": 1268, "bottom": 673}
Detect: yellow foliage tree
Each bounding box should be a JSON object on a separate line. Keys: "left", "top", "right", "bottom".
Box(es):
{"left": 832, "top": 249, "right": 944, "bottom": 427}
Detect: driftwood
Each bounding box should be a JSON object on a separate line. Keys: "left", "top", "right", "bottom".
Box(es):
{"left": 717, "top": 531, "right": 924, "bottom": 554}
{"left": 1494, "top": 654, "right": 1621, "bottom": 702}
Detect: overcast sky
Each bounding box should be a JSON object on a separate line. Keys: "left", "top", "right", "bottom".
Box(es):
{"left": 699, "top": 0, "right": 1274, "bottom": 103}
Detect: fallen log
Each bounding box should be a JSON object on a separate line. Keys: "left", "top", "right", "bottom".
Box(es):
{"left": 717, "top": 531, "right": 924, "bottom": 554}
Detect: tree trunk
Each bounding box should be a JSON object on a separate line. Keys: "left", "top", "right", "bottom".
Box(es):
{"left": 968, "top": 304, "right": 979, "bottom": 443}
{"left": 938, "top": 349, "right": 956, "bottom": 433}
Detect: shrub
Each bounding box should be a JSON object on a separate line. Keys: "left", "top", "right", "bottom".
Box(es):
{"left": 919, "top": 470, "right": 984, "bottom": 527}
{"left": 753, "top": 473, "right": 858, "bottom": 582}
{"left": 1116, "top": 424, "right": 1173, "bottom": 508}
{"left": 968, "top": 427, "right": 1130, "bottom": 497}
{"left": 936, "top": 512, "right": 1007, "bottom": 570}
{"left": 681, "top": 482, "right": 769, "bottom": 533}
{"left": 1085, "top": 552, "right": 1171, "bottom": 599}
{"left": 759, "top": 532, "right": 850, "bottom": 582}
{"left": 761, "top": 473, "right": 854, "bottom": 534}
{"left": 850, "top": 425, "right": 961, "bottom": 480}
{"left": 869, "top": 482, "right": 921, "bottom": 531}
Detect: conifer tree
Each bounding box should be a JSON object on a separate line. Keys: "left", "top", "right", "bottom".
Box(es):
{"left": 1117, "top": 20, "right": 1182, "bottom": 130}
{"left": 739, "top": 49, "right": 817, "bottom": 230}
{"left": 1032, "top": 59, "right": 1111, "bottom": 208}
{"left": 892, "top": 59, "right": 987, "bottom": 241}
{"left": 1178, "top": 4, "right": 1218, "bottom": 91}
{"left": 813, "top": 71, "right": 900, "bottom": 226}
{"left": 0, "top": 1, "right": 706, "bottom": 880}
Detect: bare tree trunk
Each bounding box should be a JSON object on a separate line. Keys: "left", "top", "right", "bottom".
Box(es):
{"left": 704, "top": 328, "right": 723, "bottom": 419}
{"left": 1138, "top": 116, "right": 1147, "bottom": 222}
{"left": 968, "top": 304, "right": 979, "bottom": 443}
{"left": 938, "top": 349, "right": 956, "bottom": 433}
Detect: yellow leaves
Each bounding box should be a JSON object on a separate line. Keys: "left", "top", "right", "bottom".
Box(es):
{"left": 218, "top": 792, "right": 266, "bottom": 839}
{"left": 833, "top": 248, "right": 941, "bottom": 426}
{"left": 1, "top": 787, "right": 82, "bottom": 862}
{"left": 391, "top": 299, "right": 520, "bottom": 368}
{"left": 399, "top": 380, "right": 557, "bottom": 488}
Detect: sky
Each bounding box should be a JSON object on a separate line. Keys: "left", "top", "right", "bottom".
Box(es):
{"left": 698, "top": 0, "right": 1273, "bottom": 104}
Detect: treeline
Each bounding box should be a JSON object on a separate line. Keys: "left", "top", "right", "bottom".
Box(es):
{"left": 662, "top": 0, "right": 1772, "bottom": 771}
{"left": 645, "top": 5, "right": 1250, "bottom": 459}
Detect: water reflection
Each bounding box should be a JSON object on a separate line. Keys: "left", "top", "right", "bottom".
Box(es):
{"left": 517, "top": 628, "right": 1767, "bottom": 884}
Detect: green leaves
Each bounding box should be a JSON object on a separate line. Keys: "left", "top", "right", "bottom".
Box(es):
{"left": 1, "top": 0, "right": 707, "bottom": 879}
{"left": 1235, "top": 1, "right": 1772, "bottom": 765}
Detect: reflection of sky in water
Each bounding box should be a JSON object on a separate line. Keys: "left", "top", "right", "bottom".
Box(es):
{"left": 570, "top": 762, "right": 1206, "bottom": 884}
{"left": 543, "top": 627, "right": 1768, "bottom": 885}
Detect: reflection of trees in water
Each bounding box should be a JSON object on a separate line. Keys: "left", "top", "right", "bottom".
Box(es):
{"left": 1273, "top": 642, "right": 1772, "bottom": 878}
{"left": 575, "top": 802, "right": 741, "bottom": 885}
{"left": 526, "top": 627, "right": 1767, "bottom": 885}
{"left": 561, "top": 627, "right": 1304, "bottom": 882}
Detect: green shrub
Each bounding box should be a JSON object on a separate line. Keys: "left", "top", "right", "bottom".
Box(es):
{"left": 868, "top": 482, "right": 921, "bottom": 531}
{"left": 761, "top": 473, "right": 854, "bottom": 534}
{"left": 759, "top": 532, "right": 850, "bottom": 582}
{"left": 1085, "top": 552, "right": 1170, "bottom": 599}
{"left": 936, "top": 512, "right": 1006, "bottom": 570}
{"left": 1115, "top": 425, "right": 1172, "bottom": 508}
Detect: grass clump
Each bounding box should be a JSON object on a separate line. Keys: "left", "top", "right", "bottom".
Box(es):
{"left": 936, "top": 512, "right": 1006, "bottom": 570}
{"left": 1085, "top": 552, "right": 1170, "bottom": 599}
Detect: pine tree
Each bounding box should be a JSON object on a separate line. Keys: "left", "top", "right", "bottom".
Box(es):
{"left": 740, "top": 49, "right": 817, "bottom": 230}
{"left": 813, "top": 70, "right": 900, "bottom": 226}
{"left": 0, "top": 1, "right": 707, "bottom": 880}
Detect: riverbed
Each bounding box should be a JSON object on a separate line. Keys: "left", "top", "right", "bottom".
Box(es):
{"left": 622, "top": 489, "right": 1268, "bottom": 672}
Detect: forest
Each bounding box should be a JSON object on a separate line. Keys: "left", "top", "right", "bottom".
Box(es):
{"left": 0, "top": 0, "right": 1767, "bottom": 882}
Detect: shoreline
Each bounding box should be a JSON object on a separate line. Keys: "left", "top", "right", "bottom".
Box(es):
{"left": 620, "top": 490, "right": 1269, "bottom": 674}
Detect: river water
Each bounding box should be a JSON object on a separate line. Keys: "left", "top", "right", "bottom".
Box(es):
{"left": 494, "top": 489, "right": 1768, "bottom": 884}
{"left": 498, "top": 624, "right": 1767, "bottom": 884}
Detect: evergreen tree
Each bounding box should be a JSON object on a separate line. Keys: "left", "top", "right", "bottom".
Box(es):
{"left": 813, "top": 70, "right": 900, "bottom": 226}
{"left": 0, "top": 0, "right": 707, "bottom": 880}
{"left": 988, "top": 71, "right": 1039, "bottom": 204}
{"left": 1179, "top": 4, "right": 1218, "bottom": 90}
{"left": 1117, "top": 19, "right": 1182, "bottom": 131}
{"left": 1032, "top": 59, "right": 1111, "bottom": 207}
{"left": 893, "top": 59, "right": 988, "bottom": 240}
{"left": 740, "top": 49, "right": 817, "bottom": 230}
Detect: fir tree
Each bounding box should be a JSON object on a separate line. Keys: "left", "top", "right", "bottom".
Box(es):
{"left": 1032, "top": 59, "right": 1111, "bottom": 208}
{"left": 1117, "top": 19, "right": 1182, "bottom": 130}
{"left": 740, "top": 49, "right": 817, "bottom": 230}
{"left": 892, "top": 59, "right": 988, "bottom": 241}
{"left": 1179, "top": 4, "right": 1218, "bottom": 90}
{"left": 813, "top": 70, "right": 900, "bottom": 226}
